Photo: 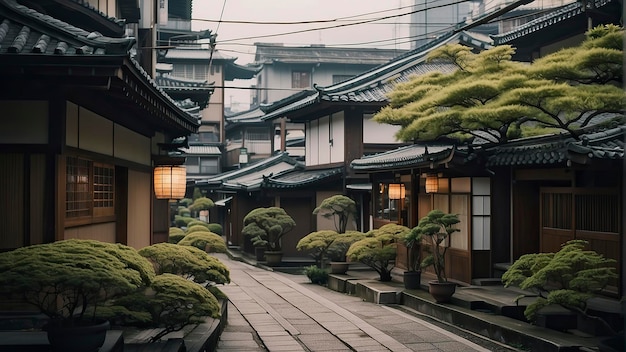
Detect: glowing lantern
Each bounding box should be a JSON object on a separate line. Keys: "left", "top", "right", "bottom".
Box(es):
{"left": 154, "top": 165, "right": 186, "bottom": 199}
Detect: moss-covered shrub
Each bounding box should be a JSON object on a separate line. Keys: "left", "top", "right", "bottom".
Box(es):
{"left": 138, "top": 243, "right": 230, "bottom": 286}
{"left": 187, "top": 220, "right": 210, "bottom": 230}
{"left": 174, "top": 215, "right": 194, "bottom": 227}
{"left": 168, "top": 227, "right": 186, "bottom": 244}
{"left": 178, "top": 207, "right": 191, "bottom": 217}
{"left": 186, "top": 224, "right": 212, "bottom": 234}
{"left": 178, "top": 231, "right": 227, "bottom": 253}
{"left": 208, "top": 223, "right": 223, "bottom": 236}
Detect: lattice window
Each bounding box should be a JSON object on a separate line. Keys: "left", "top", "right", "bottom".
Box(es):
{"left": 66, "top": 157, "right": 92, "bottom": 218}
{"left": 576, "top": 193, "right": 619, "bottom": 233}
{"left": 93, "top": 163, "right": 114, "bottom": 217}
{"left": 66, "top": 157, "right": 114, "bottom": 220}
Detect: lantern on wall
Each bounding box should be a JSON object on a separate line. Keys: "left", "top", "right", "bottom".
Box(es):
{"left": 388, "top": 183, "right": 406, "bottom": 200}
{"left": 425, "top": 174, "right": 439, "bottom": 193}
{"left": 154, "top": 165, "right": 186, "bottom": 199}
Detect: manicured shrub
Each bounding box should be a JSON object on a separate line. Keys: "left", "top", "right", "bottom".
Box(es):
{"left": 178, "top": 231, "right": 228, "bottom": 253}
{"left": 303, "top": 265, "right": 329, "bottom": 285}
{"left": 208, "top": 223, "right": 223, "bottom": 236}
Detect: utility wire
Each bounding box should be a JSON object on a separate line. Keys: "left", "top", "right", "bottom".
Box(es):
{"left": 212, "top": 0, "right": 472, "bottom": 43}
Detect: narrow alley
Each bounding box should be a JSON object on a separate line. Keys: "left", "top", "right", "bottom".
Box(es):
{"left": 214, "top": 254, "right": 517, "bottom": 352}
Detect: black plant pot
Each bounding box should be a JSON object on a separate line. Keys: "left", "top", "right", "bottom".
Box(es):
{"left": 45, "top": 319, "right": 110, "bottom": 352}
{"left": 403, "top": 271, "right": 421, "bottom": 289}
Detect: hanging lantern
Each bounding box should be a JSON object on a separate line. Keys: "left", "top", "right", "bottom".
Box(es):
{"left": 425, "top": 174, "right": 439, "bottom": 193}
{"left": 388, "top": 183, "right": 406, "bottom": 200}
{"left": 154, "top": 165, "right": 186, "bottom": 199}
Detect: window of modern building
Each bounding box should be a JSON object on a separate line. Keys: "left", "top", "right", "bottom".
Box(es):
{"left": 292, "top": 71, "right": 310, "bottom": 88}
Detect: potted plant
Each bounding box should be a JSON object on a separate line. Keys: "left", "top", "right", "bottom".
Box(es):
{"left": 402, "top": 226, "right": 424, "bottom": 289}
{"left": 296, "top": 230, "right": 340, "bottom": 269}
{"left": 414, "top": 209, "right": 460, "bottom": 302}
{"left": 242, "top": 207, "right": 296, "bottom": 266}
{"left": 312, "top": 194, "right": 357, "bottom": 234}
{"left": 0, "top": 239, "right": 156, "bottom": 351}
{"left": 502, "top": 240, "right": 618, "bottom": 335}
{"left": 327, "top": 231, "right": 367, "bottom": 274}
{"left": 346, "top": 224, "right": 410, "bottom": 281}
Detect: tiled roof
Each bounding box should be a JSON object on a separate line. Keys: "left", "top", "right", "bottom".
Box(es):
{"left": 195, "top": 153, "right": 303, "bottom": 191}
{"left": 260, "top": 31, "right": 491, "bottom": 121}
{"left": 492, "top": 0, "right": 614, "bottom": 45}
{"left": 254, "top": 44, "right": 407, "bottom": 65}
{"left": 163, "top": 48, "right": 261, "bottom": 80}
{"left": 487, "top": 125, "right": 625, "bottom": 166}
{"left": 0, "top": 0, "right": 133, "bottom": 55}
{"left": 156, "top": 74, "right": 213, "bottom": 90}
{"left": 0, "top": 0, "right": 199, "bottom": 135}
{"left": 263, "top": 167, "right": 343, "bottom": 189}
{"left": 181, "top": 145, "right": 222, "bottom": 155}
{"left": 350, "top": 145, "right": 455, "bottom": 172}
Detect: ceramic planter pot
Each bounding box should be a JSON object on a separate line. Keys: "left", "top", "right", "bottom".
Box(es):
{"left": 45, "top": 319, "right": 110, "bottom": 352}
{"left": 428, "top": 280, "right": 456, "bottom": 303}
{"left": 403, "top": 271, "right": 421, "bottom": 289}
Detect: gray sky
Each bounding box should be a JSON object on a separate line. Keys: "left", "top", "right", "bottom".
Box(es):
{"left": 192, "top": 0, "right": 413, "bottom": 65}
{"left": 191, "top": 1, "right": 414, "bottom": 110}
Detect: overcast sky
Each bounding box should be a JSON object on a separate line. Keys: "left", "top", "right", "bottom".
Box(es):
{"left": 192, "top": 1, "right": 413, "bottom": 64}
{"left": 190, "top": 1, "right": 414, "bottom": 111}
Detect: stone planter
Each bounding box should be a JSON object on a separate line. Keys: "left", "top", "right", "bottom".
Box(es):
{"left": 329, "top": 262, "right": 350, "bottom": 274}
{"left": 264, "top": 251, "right": 283, "bottom": 266}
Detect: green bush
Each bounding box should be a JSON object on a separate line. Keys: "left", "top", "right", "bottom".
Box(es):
{"left": 178, "top": 231, "right": 228, "bottom": 253}
{"left": 178, "top": 207, "right": 191, "bottom": 217}
{"left": 168, "top": 227, "right": 186, "bottom": 244}
{"left": 187, "top": 220, "right": 210, "bottom": 230}
{"left": 502, "top": 240, "right": 617, "bottom": 329}
{"left": 208, "top": 223, "right": 223, "bottom": 236}
{"left": 186, "top": 224, "right": 212, "bottom": 234}
{"left": 174, "top": 215, "right": 194, "bottom": 227}
{"left": 303, "top": 265, "right": 329, "bottom": 285}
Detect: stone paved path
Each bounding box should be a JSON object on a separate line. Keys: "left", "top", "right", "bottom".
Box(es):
{"left": 214, "top": 254, "right": 507, "bottom": 352}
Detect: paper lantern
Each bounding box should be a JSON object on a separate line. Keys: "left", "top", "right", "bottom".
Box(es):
{"left": 425, "top": 174, "right": 438, "bottom": 193}
{"left": 388, "top": 184, "right": 406, "bottom": 200}
{"left": 154, "top": 166, "right": 186, "bottom": 199}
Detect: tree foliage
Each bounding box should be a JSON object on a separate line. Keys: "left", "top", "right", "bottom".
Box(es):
{"left": 114, "top": 273, "right": 220, "bottom": 342}
{"left": 346, "top": 224, "right": 410, "bottom": 281}
{"left": 313, "top": 195, "right": 357, "bottom": 233}
{"left": 502, "top": 240, "right": 617, "bottom": 328}
{"left": 189, "top": 197, "right": 215, "bottom": 212}
{"left": 327, "top": 230, "right": 367, "bottom": 262}
{"left": 413, "top": 210, "right": 460, "bottom": 283}
{"left": 139, "top": 243, "right": 230, "bottom": 286}
{"left": 178, "top": 231, "right": 228, "bottom": 253}
{"left": 242, "top": 207, "right": 296, "bottom": 251}
{"left": 296, "top": 230, "right": 340, "bottom": 268}
{"left": 0, "top": 239, "right": 155, "bottom": 325}
{"left": 374, "top": 25, "right": 625, "bottom": 144}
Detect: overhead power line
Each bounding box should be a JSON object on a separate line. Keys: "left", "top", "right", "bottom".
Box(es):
{"left": 204, "top": 0, "right": 472, "bottom": 44}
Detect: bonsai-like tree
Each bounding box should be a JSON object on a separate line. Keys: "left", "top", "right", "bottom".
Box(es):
{"left": 242, "top": 207, "right": 296, "bottom": 251}
{"left": 403, "top": 226, "right": 424, "bottom": 273}
{"left": 139, "top": 243, "right": 230, "bottom": 286}
{"left": 113, "top": 273, "right": 221, "bottom": 342}
{"left": 327, "top": 230, "right": 367, "bottom": 262}
{"left": 502, "top": 240, "right": 617, "bottom": 332}
{"left": 189, "top": 197, "right": 214, "bottom": 213}
{"left": 313, "top": 195, "right": 357, "bottom": 233}
{"left": 374, "top": 25, "right": 625, "bottom": 144}
{"left": 346, "top": 224, "right": 410, "bottom": 281}
{"left": 414, "top": 210, "right": 460, "bottom": 283}
{"left": 0, "top": 239, "right": 155, "bottom": 326}
{"left": 177, "top": 231, "right": 228, "bottom": 253}
{"left": 296, "top": 230, "right": 340, "bottom": 268}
